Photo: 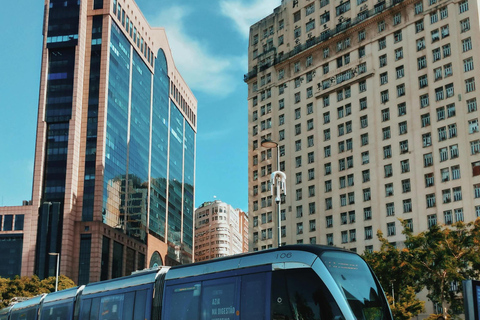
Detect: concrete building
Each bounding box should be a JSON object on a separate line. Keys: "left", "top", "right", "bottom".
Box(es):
{"left": 194, "top": 201, "right": 248, "bottom": 262}
{"left": 0, "top": 0, "right": 197, "bottom": 284}
{"left": 246, "top": 0, "right": 480, "bottom": 252}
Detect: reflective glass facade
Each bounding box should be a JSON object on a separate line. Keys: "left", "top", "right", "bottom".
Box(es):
{"left": 149, "top": 50, "right": 170, "bottom": 241}
{"left": 126, "top": 53, "right": 151, "bottom": 243}
{"left": 168, "top": 104, "right": 184, "bottom": 247}
{"left": 183, "top": 126, "right": 195, "bottom": 255}
{"left": 105, "top": 21, "right": 195, "bottom": 263}
{"left": 82, "top": 16, "right": 103, "bottom": 221}
{"left": 104, "top": 22, "right": 130, "bottom": 229}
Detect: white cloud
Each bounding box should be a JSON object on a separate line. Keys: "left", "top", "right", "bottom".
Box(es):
{"left": 150, "top": 6, "right": 243, "bottom": 97}
{"left": 220, "top": 0, "right": 280, "bottom": 38}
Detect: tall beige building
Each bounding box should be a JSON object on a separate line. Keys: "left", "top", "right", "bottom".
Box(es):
{"left": 194, "top": 200, "right": 248, "bottom": 262}
{"left": 246, "top": 0, "right": 480, "bottom": 255}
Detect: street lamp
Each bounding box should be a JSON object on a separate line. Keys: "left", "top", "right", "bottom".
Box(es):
{"left": 261, "top": 139, "right": 286, "bottom": 248}
{"left": 48, "top": 252, "right": 60, "bottom": 292}
{"left": 261, "top": 139, "right": 279, "bottom": 170}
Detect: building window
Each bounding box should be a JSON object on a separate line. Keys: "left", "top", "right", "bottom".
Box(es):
{"left": 420, "top": 94, "right": 429, "bottom": 108}
{"left": 460, "top": 18, "right": 471, "bottom": 33}
{"left": 417, "top": 38, "right": 426, "bottom": 51}
{"left": 415, "top": 20, "right": 424, "bottom": 33}
{"left": 296, "top": 222, "right": 303, "bottom": 235}
{"left": 362, "top": 151, "right": 369, "bottom": 165}
{"left": 466, "top": 78, "right": 476, "bottom": 92}
{"left": 379, "top": 54, "right": 387, "bottom": 67}
{"left": 415, "top": 2, "right": 423, "bottom": 14}
{"left": 428, "top": 214, "right": 437, "bottom": 228}
{"left": 459, "top": 0, "right": 469, "bottom": 13}
{"left": 462, "top": 38, "right": 472, "bottom": 52}
{"left": 361, "top": 133, "right": 369, "bottom": 146}
{"left": 394, "top": 30, "right": 402, "bottom": 43}
{"left": 387, "top": 222, "right": 396, "bottom": 236}
{"left": 400, "top": 140, "right": 409, "bottom": 153}
{"left": 364, "top": 207, "right": 372, "bottom": 220}
{"left": 363, "top": 188, "right": 371, "bottom": 201}
{"left": 378, "top": 20, "right": 385, "bottom": 32}
{"left": 384, "top": 146, "right": 392, "bottom": 159}
{"left": 381, "top": 90, "right": 389, "bottom": 103}
{"left": 423, "top": 133, "right": 432, "bottom": 147}
{"left": 341, "top": 231, "right": 348, "bottom": 243}
{"left": 419, "top": 75, "right": 428, "bottom": 88}
{"left": 399, "top": 121, "right": 407, "bottom": 135}
{"left": 426, "top": 193, "right": 436, "bottom": 208}
{"left": 425, "top": 172, "right": 434, "bottom": 187}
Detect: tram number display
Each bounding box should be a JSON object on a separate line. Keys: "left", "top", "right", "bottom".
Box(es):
{"left": 276, "top": 252, "right": 292, "bottom": 259}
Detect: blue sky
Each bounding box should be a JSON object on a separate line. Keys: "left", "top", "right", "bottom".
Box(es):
{"left": 0, "top": 0, "right": 279, "bottom": 211}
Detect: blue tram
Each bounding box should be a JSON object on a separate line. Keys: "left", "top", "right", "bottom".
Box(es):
{"left": 0, "top": 245, "right": 392, "bottom": 320}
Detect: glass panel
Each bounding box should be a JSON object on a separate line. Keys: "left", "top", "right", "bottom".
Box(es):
{"left": 41, "top": 302, "right": 73, "bottom": 320}
{"left": 272, "top": 268, "right": 342, "bottom": 320}
{"left": 241, "top": 273, "right": 269, "bottom": 319}
{"left": 321, "top": 251, "right": 391, "bottom": 320}
{"left": 163, "top": 283, "right": 201, "bottom": 319}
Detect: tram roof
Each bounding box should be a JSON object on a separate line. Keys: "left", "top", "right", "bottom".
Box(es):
{"left": 166, "top": 244, "right": 353, "bottom": 280}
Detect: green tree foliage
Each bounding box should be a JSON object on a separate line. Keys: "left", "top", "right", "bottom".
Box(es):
{"left": 0, "top": 275, "right": 76, "bottom": 309}
{"left": 363, "top": 231, "right": 424, "bottom": 319}
{"left": 363, "top": 218, "right": 480, "bottom": 320}
{"left": 403, "top": 219, "right": 480, "bottom": 319}
{"left": 387, "top": 286, "right": 425, "bottom": 320}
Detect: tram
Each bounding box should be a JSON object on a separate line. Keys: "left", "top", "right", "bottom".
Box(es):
{"left": 0, "top": 245, "right": 392, "bottom": 320}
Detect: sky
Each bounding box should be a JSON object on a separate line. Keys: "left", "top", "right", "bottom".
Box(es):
{"left": 0, "top": 0, "right": 280, "bottom": 212}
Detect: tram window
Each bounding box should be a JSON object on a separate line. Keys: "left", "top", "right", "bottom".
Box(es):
{"left": 321, "top": 251, "right": 390, "bottom": 320}
{"left": 98, "top": 294, "right": 125, "bottom": 320}
{"left": 122, "top": 292, "right": 135, "bottom": 319}
{"left": 201, "top": 278, "right": 238, "bottom": 319}
{"left": 41, "top": 302, "right": 72, "bottom": 320}
{"left": 11, "top": 308, "right": 38, "bottom": 320}
{"left": 272, "top": 268, "right": 342, "bottom": 320}
{"left": 240, "top": 273, "right": 269, "bottom": 319}
{"left": 163, "top": 283, "right": 201, "bottom": 319}
{"left": 79, "top": 299, "right": 93, "bottom": 320}
{"left": 133, "top": 290, "right": 148, "bottom": 320}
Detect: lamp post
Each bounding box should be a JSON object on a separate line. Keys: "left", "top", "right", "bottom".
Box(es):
{"left": 261, "top": 139, "right": 286, "bottom": 248}
{"left": 48, "top": 252, "right": 60, "bottom": 292}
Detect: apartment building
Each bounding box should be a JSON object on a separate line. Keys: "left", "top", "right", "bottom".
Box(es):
{"left": 0, "top": 0, "right": 197, "bottom": 284}
{"left": 194, "top": 200, "right": 248, "bottom": 262}
{"left": 246, "top": 0, "right": 480, "bottom": 255}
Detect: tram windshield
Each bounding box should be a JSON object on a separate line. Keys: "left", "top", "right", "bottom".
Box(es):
{"left": 321, "top": 251, "right": 392, "bottom": 320}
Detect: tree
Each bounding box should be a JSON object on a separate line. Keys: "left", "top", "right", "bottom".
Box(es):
{"left": 387, "top": 286, "right": 425, "bottom": 320}
{"left": 363, "top": 231, "right": 424, "bottom": 320}
{"left": 0, "top": 275, "right": 76, "bottom": 309}
{"left": 403, "top": 219, "right": 480, "bottom": 319}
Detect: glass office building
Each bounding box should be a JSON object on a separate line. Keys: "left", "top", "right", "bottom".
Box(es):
{"left": 0, "top": 0, "right": 197, "bottom": 284}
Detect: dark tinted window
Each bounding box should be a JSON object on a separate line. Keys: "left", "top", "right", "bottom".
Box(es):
{"left": 3, "top": 215, "right": 13, "bottom": 231}
{"left": 14, "top": 215, "right": 24, "bottom": 231}
{"left": 11, "top": 307, "right": 38, "bottom": 320}
{"left": 133, "top": 290, "right": 148, "bottom": 320}
{"left": 241, "top": 273, "right": 269, "bottom": 319}
{"left": 163, "top": 270, "right": 270, "bottom": 320}
{"left": 40, "top": 302, "right": 72, "bottom": 320}
{"left": 272, "top": 268, "right": 342, "bottom": 320}
{"left": 163, "top": 283, "right": 201, "bottom": 319}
